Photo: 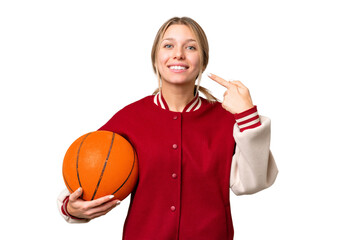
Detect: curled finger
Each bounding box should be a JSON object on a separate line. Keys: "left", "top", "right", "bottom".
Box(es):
{"left": 87, "top": 194, "right": 116, "bottom": 208}
{"left": 87, "top": 200, "right": 120, "bottom": 219}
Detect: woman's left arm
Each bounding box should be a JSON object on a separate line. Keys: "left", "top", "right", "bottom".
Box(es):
{"left": 208, "top": 73, "right": 278, "bottom": 195}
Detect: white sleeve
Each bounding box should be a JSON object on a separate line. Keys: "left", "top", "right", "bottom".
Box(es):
{"left": 230, "top": 116, "right": 278, "bottom": 195}
{"left": 57, "top": 189, "right": 90, "bottom": 223}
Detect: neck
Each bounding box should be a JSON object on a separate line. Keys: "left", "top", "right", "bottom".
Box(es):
{"left": 161, "top": 82, "right": 195, "bottom": 112}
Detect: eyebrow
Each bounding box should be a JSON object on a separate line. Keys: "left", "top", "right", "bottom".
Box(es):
{"left": 161, "top": 38, "right": 197, "bottom": 43}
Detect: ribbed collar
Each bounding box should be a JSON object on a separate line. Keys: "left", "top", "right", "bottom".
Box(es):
{"left": 153, "top": 91, "right": 202, "bottom": 113}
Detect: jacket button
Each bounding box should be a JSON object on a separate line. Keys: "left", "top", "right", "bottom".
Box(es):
{"left": 170, "top": 206, "right": 176, "bottom": 212}
{"left": 173, "top": 116, "right": 178, "bottom": 120}
{"left": 172, "top": 173, "right": 177, "bottom": 179}
{"left": 172, "top": 144, "right": 178, "bottom": 149}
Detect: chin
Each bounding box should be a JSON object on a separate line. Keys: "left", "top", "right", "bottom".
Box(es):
{"left": 164, "top": 77, "right": 195, "bottom": 86}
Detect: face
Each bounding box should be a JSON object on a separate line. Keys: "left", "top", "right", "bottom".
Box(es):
{"left": 156, "top": 24, "right": 201, "bottom": 87}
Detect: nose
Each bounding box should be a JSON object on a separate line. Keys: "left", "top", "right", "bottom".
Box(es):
{"left": 173, "top": 47, "right": 185, "bottom": 60}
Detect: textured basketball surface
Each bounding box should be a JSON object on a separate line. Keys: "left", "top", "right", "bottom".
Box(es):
{"left": 62, "top": 131, "right": 138, "bottom": 201}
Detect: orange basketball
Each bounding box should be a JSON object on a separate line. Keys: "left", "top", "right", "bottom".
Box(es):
{"left": 62, "top": 130, "right": 138, "bottom": 201}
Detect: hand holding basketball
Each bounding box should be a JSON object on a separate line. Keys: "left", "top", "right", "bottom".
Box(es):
{"left": 62, "top": 131, "right": 139, "bottom": 220}
{"left": 208, "top": 73, "right": 254, "bottom": 114}
{"left": 62, "top": 131, "right": 138, "bottom": 201}
{"left": 67, "top": 187, "right": 120, "bottom": 220}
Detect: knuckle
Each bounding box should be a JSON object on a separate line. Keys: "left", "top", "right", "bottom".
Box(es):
{"left": 85, "top": 208, "right": 95, "bottom": 216}
{"left": 80, "top": 204, "right": 90, "bottom": 212}
{"left": 229, "top": 84, "right": 237, "bottom": 90}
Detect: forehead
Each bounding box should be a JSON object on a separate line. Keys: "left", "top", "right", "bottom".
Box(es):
{"left": 162, "top": 24, "right": 196, "bottom": 41}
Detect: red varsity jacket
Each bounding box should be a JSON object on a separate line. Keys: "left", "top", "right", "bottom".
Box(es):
{"left": 58, "top": 91, "right": 277, "bottom": 240}
{"left": 98, "top": 94, "right": 248, "bottom": 240}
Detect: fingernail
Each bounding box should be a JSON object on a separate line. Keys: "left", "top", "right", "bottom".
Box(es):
{"left": 77, "top": 187, "right": 81, "bottom": 192}
{"left": 116, "top": 201, "right": 121, "bottom": 205}
{"left": 109, "top": 195, "right": 114, "bottom": 199}
{"left": 207, "top": 73, "right": 212, "bottom": 77}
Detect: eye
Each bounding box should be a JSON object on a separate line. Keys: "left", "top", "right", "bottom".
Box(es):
{"left": 164, "top": 44, "right": 173, "bottom": 49}
{"left": 187, "top": 46, "right": 196, "bottom": 50}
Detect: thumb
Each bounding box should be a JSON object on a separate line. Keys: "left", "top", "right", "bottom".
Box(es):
{"left": 69, "top": 187, "right": 83, "bottom": 201}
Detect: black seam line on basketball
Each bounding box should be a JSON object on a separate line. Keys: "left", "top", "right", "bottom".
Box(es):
{"left": 112, "top": 145, "right": 137, "bottom": 196}
{"left": 77, "top": 132, "right": 92, "bottom": 189}
{"left": 62, "top": 163, "right": 73, "bottom": 192}
{"left": 91, "top": 132, "right": 115, "bottom": 200}
{"left": 63, "top": 176, "right": 73, "bottom": 193}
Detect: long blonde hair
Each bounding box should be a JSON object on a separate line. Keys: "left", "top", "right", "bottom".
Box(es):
{"left": 151, "top": 17, "right": 218, "bottom": 102}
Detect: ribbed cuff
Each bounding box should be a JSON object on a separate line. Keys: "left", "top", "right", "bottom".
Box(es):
{"left": 234, "top": 106, "right": 261, "bottom": 132}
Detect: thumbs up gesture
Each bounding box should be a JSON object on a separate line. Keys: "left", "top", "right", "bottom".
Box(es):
{"left": 208, "top": 73, "right": 254, "bottom": 114}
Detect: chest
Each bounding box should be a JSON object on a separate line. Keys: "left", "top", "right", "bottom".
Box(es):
{"left": 126, "top": 111, "right": 235, "bottom": 183}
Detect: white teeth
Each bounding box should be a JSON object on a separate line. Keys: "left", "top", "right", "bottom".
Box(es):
{"left": 170, "top": 66, "right": 186, "bottom": 70}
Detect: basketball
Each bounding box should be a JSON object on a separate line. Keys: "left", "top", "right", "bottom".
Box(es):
{"left": 62, "top": 130, "right": 138, "bottom": 201}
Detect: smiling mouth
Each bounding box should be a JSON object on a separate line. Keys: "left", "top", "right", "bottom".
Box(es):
{"left": 169, "top": 65, "right": 189, "bottom": 70}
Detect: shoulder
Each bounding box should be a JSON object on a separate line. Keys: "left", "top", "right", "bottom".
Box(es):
{"left": 112, "top": 95, "right": 154, "bottom": 115}
{"left": 99, "top": 95, "right": 154, "bottom": 132}
{"left": 123, "top": 95, "right": 153, "bottom": 110}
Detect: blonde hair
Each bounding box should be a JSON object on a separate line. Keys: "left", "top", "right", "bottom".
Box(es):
{"left": 151, "top": 17, "right": 218, "bottom": 102}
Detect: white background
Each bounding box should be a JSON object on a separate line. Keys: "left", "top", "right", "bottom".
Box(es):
{"left": 1, "top": 0, "right": 359, "bottom": 239}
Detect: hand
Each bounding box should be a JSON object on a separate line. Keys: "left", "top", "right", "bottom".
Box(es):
{"left": 208, "top": 73, "right": 254, "bottom": 114}
{"left": 67, "top": 187, "right": 121, "bottom": 220}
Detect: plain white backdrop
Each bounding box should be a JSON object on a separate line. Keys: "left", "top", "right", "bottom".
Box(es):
{"left": 1, "top": 0, "right": 359, "bottom": 239}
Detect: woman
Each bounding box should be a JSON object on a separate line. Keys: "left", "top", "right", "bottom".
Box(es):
{"left": 57, "top": 16, "right": 278, "bottom": 240}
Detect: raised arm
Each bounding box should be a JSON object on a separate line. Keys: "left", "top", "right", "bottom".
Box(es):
{"left": 207, "top": 73, "right": 278, "bottom": 195}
